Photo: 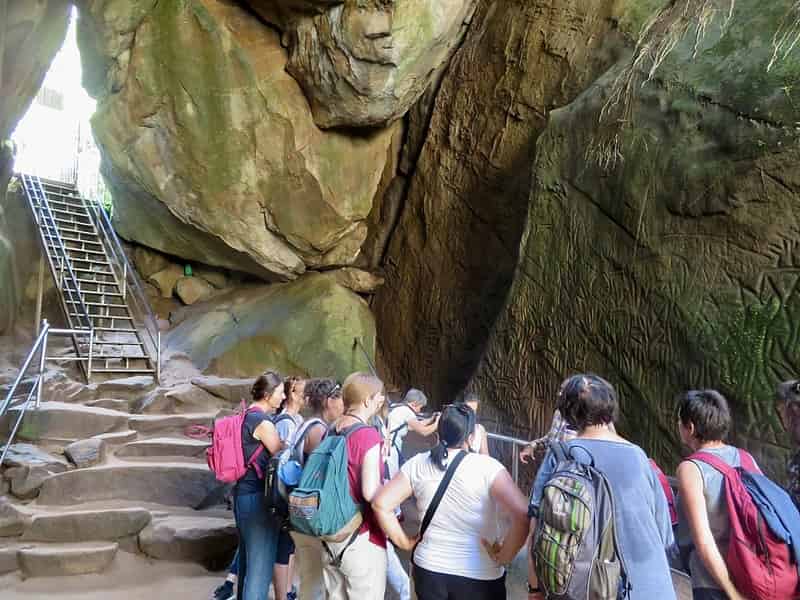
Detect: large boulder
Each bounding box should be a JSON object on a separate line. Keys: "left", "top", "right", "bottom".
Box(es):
{"left": 374, "top": 0, "right": 634, "bottom": 401}
{"left": 1, "top": 443, "right": 70, "bottom": 499}
{"left": 77, "top": 0, "right": 401, "bottom": 280}
{"left": 470, "top": 0, "right": 800, "bottom": 474}
{"left": 244, "top": 0, "right": 479, "bottom": 128}
{"left": 166, "top": 273, "right": 376, "bottom": 381}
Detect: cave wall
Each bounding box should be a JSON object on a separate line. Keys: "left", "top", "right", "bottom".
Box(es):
{"left": 469, "top": 0, "right": 800, "bottom": 472}
{"left": 0, "top": 0, "right": 70, "bottom": 335}
{"left": 1, "top": 0, "right": 798, "bottom": 473}
{"left": 373, "top": 0, "right": 645, "bottom": 404}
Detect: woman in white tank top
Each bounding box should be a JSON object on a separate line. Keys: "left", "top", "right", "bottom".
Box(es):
{"left": 372, "top": 404, "right": 529, "bottom": 600}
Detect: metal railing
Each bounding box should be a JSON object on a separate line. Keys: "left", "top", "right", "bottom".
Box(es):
{"left": 0, "top": 320, "right": 90, "bottom": 464}
{"left": 487, "top": 431, "right": 529, "bottom": 486}
{"left": 83, "top": 197, "right": 161, "bottom": 381}
{"left": 20, "top": 173, "right": 95, "bottom": 380}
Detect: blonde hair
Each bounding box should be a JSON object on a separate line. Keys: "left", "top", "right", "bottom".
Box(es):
{"left": 342, "top": 372, "right": 383, "bottom": 409}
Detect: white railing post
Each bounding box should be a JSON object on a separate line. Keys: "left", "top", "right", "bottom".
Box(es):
{"left": 36, "top": 319, "right": 49, "bottom": 409}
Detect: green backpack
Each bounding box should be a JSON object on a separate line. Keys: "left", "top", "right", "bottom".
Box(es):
{"left": 532, "top": 442, "right": 627, "bottom": 600}
{"left": 288, "top": 423, "right": 366, "bottom": 544}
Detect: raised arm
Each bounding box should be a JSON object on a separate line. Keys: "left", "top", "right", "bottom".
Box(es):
{"left": 407, "top": 413, "right": 439, "bottom": 437}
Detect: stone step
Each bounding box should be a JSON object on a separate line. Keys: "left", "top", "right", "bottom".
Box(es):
{"left": 116, "top": 437, "right": 208, "bottom": 459}
{"left": 139, "top": 514, "right": 237, "bottom": 567}
{"left": 93, "top": 430, "right": 138, "bottom": 445}
{"left": 0, "top": 401, "right": 129, "bottom": 442}
{"left": 17, "top": 541, "right": 118, "bottom": 577}
{"left": 36, "top": 463, "right": 227, "bottom": 509}
{"left": 21, "top": 508, "right": 151, "bottom": 543}
{"left": 85, "top": 398, "right": 133, "bottom": 412}
{"left": 128, "top": 412, "right": 216, "bottom": 437}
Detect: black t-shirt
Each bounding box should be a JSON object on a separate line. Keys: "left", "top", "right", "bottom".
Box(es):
{"left": 234, "top": 409, "right": 272, "bottom": 495}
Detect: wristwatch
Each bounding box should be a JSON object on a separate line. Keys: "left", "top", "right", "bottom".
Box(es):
{"left": 528, "top": 583, "right": 541, "bottom": 594}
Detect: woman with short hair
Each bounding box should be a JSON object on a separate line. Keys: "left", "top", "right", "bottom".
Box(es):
{"left": 372, "top": 404, "right": 530, "bottom": 600}
{"left": 528, "top": 374, "right": 676, "bottom": 600}
{"left": 676, "top": 389, "right": 750, "bottom": 600}
{"left": 322, "top": 372, "right": 388, "bottom": 600}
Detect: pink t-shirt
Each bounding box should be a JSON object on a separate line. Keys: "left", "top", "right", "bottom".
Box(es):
{"left": 344, "top": 426, "right": 386, "bottom": 548}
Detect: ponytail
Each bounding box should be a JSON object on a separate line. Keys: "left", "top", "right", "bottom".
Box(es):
{"left": 431, "top": 404, "right": 475, "bottom": 471}
{"left": 281, "top": 375, "right": 301, "bottom": 413}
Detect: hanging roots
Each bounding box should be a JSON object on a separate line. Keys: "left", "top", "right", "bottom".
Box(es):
{"left": 587, "top": 0, "right": 735, "bottom": 170}
{"left": 769, "top": 1, "right": 800, "bottom": 71}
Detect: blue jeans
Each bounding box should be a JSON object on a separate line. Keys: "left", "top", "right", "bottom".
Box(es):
{"left": 234, "top": 493, "right": 280, "bottom": 600}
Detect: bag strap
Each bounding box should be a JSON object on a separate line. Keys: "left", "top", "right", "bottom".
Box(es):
{"left": 414, "top": 450, "right": 468, "bottom": 560}
{"left": 737, "top": 449, "right": 760, "bottom": 474}
{"left": 291, "top": 418, "right": 326, "bottom": 452}
{"left": 689, "top": 451, "right": 737, "bottom": 478}
{"left": 550, "top": 440, "right": 569, "bottom": 463}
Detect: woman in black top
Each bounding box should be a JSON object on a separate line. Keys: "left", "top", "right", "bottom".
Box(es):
{"left": 234, "top": 371, "right": 283, "bottom": 600}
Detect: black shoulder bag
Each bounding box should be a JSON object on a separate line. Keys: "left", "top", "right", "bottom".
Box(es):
{"left": 412, "top": 450, "right": 468, "bottom": 565}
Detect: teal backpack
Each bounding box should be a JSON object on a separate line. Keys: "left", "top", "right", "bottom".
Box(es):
{"left": 288, "top": 423, "right": 366, "bottom": 546}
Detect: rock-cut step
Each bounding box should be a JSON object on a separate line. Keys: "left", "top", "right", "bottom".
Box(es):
{"left": 116, "top": 437, "right": 208, "bottom": 459}
{"left": 128, "top": 412, "right": 216, "bottom": 438}
{"left": 139, "top": 514, "right": 237, "bottom": 567}
{"left": 0, "top": 401, "right": 129, "bottom": 443}
{"left": 21, "top": 507, "right": 152, "bottom": 543}
{"left": 36, "top": 463, "right": 226, "bottom": 509}
{"left": 17, "top": 541, "right": 118, "bottom": 577}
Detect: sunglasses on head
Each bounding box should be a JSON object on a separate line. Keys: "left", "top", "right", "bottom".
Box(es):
{"left": 327, "top": 383, "right": 341, "bottom": 399}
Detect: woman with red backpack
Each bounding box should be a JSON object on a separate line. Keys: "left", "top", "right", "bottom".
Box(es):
{"left": 676, "top": 389, "right": 754, "bottom": 600}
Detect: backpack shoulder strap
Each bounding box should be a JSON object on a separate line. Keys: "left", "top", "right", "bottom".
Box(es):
{"left": 414, "top": 451, "right": 468, "bottom": 557}
{"left": 690, "top": 451, "right": 736, "bottom": 478}
{"left": 272, "top": 413, "right": 295, "bottom": 426}
{"left": 291, "top": 418, "right": 326, "bottom": 451}
{"left": 738, "top": 449, "right": 760, "bottom": 474}
{"left": 342, "top": 423, "right": 369, "bottom": 439}
{"left": 551, "top": 441, "right": 568, "bottom": 463}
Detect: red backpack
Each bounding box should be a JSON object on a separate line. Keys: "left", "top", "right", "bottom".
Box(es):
{"left": 203, "top": 402, "right": 265, "bottom": 483}
{"left": 691, "top": 449, "right": 799, "bottom": 600}
{"left": 649, "top": 459, "right": 677, "bottom": 526}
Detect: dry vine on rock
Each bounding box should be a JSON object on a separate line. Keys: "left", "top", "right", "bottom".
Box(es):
{"left": 588, "top": 0, "right": 736, "bottom": 170}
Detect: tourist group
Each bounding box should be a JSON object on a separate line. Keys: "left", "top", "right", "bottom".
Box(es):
{"left": 204, "top": 370, "right": 800, "bottom": 600}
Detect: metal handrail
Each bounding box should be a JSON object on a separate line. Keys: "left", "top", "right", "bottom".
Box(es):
{"left": 0, "top": 321, "right": 100, "bottom": 464}
{"left": 20, "top": 174, "right": 93, "bottom": 331}
{"left": 487, "top": 431, "right": 529, "bottom": 485}
{"left": 83, "top": 198, "right": 161, "bottom": 381}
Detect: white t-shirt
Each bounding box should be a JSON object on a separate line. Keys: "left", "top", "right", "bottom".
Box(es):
{"left": 401, "top": 451, "right": 507, "bottom": 580}
{"left": 387, "top": 404, "right": 416, "bottom": 453}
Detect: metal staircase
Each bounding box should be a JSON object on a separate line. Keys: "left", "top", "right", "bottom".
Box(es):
{"left": 18, "top": 173, "right": 160, "bottom": 381}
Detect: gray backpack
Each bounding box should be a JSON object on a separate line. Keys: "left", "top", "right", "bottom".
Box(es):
{"left": 532, "top": 443, "right": 627, "bottom": 599}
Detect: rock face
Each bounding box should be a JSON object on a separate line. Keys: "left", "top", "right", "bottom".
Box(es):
{"left": 470, "top": 0, "right": 800, "bottom": 471}
{"left": 245, "top": 0, "right": 479, "bottom": 128}
{"left": 374, "top": 0, "right": 632, "bottom": 401}
{"left": 166, "top": 273, "right": 376, "bottom": 381}
{"left": 0, "top": 1, "right": 70, "bottom": 334}
{"left": 77, "top": 0, "right": 401, "bottom": 280}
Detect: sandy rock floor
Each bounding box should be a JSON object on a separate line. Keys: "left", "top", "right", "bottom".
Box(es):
{"left": 0, "top": 551, "right": 222, "bottom": 600}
